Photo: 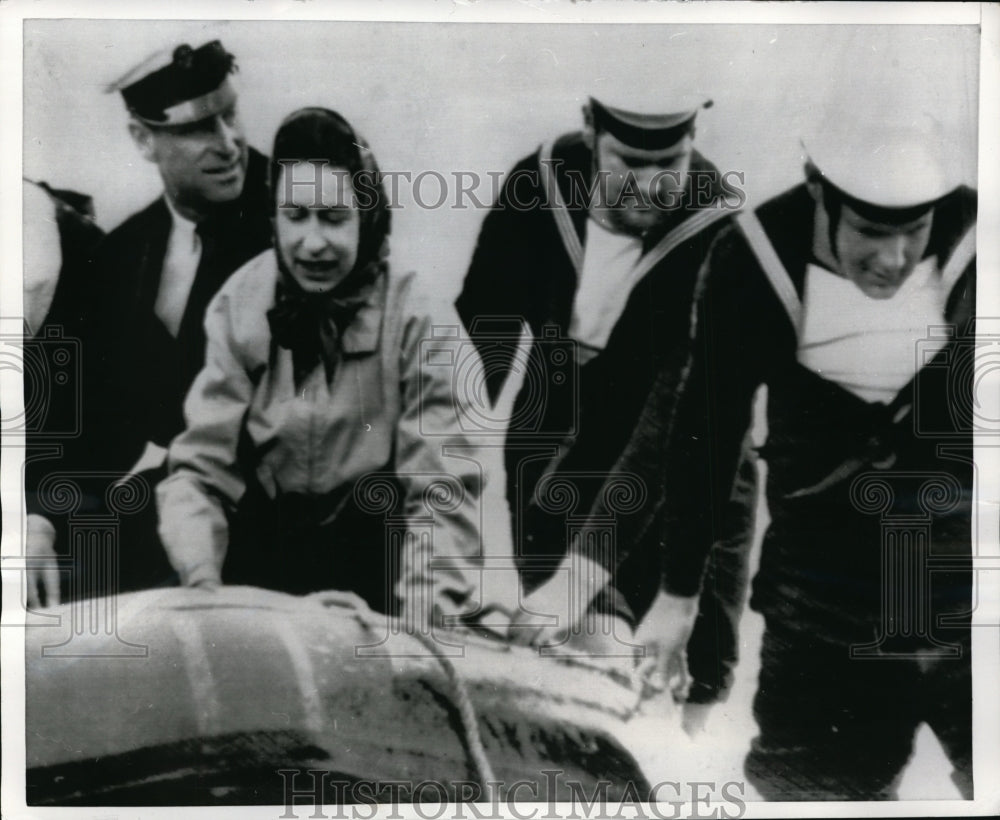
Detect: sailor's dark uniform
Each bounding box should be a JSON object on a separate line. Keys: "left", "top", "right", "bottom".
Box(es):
{"left": 457, "top": 132, "right": 755, "bottom": 703}
{"left": 655, "top": 182, "right": 976, "bottom": 798}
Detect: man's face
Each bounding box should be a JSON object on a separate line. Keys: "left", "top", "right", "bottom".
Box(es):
{"left": 133, "top": 101, "right": 248, "bottom": 215}
{"left": 834, "top": 203, "right": 934, "bottom": 299}
{"left": 592, "top": 130, "right": 693, "bottom": 235}
{"left": 275, "top": 162, "right": 360, "bottom": 295}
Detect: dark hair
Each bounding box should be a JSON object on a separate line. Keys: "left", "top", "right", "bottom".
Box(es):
{"left": 270, "top": 107, "right": 391, "bottom": 274}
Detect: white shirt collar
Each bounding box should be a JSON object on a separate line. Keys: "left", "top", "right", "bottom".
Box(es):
{"left": 163, "top": 195, "right": 200, "bottom": 251}
{"left": 156, "top": 195, "right": 203, "bottom": 336}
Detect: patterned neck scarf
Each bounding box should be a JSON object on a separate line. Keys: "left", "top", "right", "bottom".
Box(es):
{"left": 267, "top": 257, "right": 384, "bottom": 388}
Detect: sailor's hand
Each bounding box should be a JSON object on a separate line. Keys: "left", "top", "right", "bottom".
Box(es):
{"left": 681, "top": 700, "right": 713, "bottom": 737}
{"left": 632, "top": 590, "right": 699, "bottom": 705}
{"left": 26, "top": 515, "right": 60, "bottom": 609}
{"left": 507, "top": 554, "right": 611, "bottom": 647}
{"left": 508, "top": 576, "right": 575, "bottom": 647}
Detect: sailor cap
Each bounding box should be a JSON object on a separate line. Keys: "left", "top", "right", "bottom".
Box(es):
{"left": 106, "top": 40, "right": 238, "bottom": 127}
{"left": 802, "top": 115, "right": 956, "bottom": 212}
{"left": 589, "top": 93, "right": 712, "bottom": 150}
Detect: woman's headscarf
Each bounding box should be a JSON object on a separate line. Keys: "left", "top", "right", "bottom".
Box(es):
{"left": 266, "top": 107, "right": 392, "bottom": 385}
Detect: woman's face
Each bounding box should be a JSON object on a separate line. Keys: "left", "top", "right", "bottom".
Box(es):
{"left": 275, "top": 162, "right": 360, "bottom": 294}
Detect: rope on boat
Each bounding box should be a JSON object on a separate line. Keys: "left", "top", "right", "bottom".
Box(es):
{"left": 412, "top": 630, "right": 497, "bottom": 800}
{"left": 305, "top": 591, "right": 497, "bottom": 797}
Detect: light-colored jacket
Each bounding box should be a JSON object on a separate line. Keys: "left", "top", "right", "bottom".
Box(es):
{"left": 157, "top": 250, "right": 487, "bottom": 614}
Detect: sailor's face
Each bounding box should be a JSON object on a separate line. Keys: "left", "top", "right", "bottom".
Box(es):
{"left": 835, "top": 204, "right": 934, "bottom": 299}
{"left": 140, "top": 102, "right": 249, "bottom": 210}
{"left": 593, "top": 131, "right": 693, "bottom": 235}
{"left": 275, "top": 163, "right": 360, "bottom": 295}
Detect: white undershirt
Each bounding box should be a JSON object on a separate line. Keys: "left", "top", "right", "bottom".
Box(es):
{"left": 569, "top": 218, "right": 644, "bottom": 360}
{"left": 797, "top": 257, "right": 946, "bottom": 404}
{"left": 155, "top": 198, "right": 202, "bottom": 337}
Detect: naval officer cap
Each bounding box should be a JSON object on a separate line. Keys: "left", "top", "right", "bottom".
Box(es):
{"left": 588, "top": 90, "right": 712, "bottom": 150}
{"left": 106, "top": 40, "right": 238, "bottom": 127}
{"left": 802, "top": 114, "right": 957, "bottom": 220}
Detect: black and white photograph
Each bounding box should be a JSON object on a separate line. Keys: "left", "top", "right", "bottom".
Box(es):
{"left": 2, "top": 1, "right": 998, "bottom": 817}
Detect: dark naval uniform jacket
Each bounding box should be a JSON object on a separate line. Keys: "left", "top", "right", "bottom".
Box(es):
{"left": 86, "top": 147, "right": 272, "bottom": 473}
{"left": 651, "top": 182, "right": 977, "bottom": 644}
{"left": 644, "top": 182, "right": 978, "bottom": 801}
{"left": 456, "top": 132, "right": 753, "bottom": 702}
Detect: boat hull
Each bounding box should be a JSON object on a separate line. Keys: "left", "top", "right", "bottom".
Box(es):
{"left": 25, "top": 587, "right": 649, "bottom": 805}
